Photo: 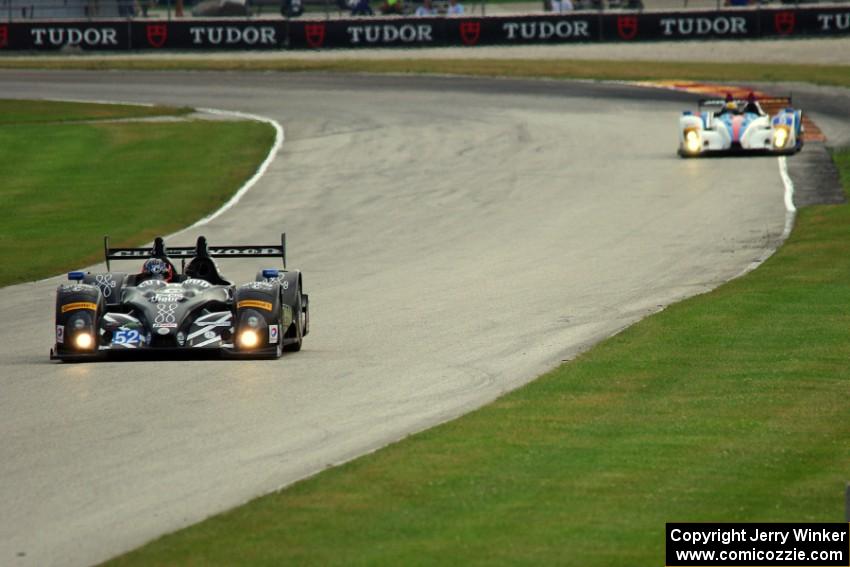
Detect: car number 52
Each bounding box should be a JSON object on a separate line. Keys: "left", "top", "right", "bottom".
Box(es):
{"left": 113, "top": 329, "right": 141, "bottom": 345}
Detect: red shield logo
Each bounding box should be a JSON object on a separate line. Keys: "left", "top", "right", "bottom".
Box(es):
{"left": 459, "top": 21, "right": 481, "bottom": 46}
{"left": 305, "top": 23, "right": 325, "bottom": 49}
{"left": 146, "top": 24, "right": 168, "bottom": 48}
{"left": 0, "top": 25, "right": 8, "bottom": 49}
{"left": 774, "top": 11, "right": 795, "bottom": 35}
{"left": 617, "top": 15, "right": 638, "bottom": 40}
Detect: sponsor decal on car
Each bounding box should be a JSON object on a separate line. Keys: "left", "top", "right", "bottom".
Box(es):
{"left": 94, "top": 274, "right": 117, "bottom": 298}
{"left": 153, "top": 293, "right": 184, "bottom": 303}
{"left": 153, "top": 303, "right": 178, "bottom": 329}
{"left": 237, "top": 299, "right": 273, "bottom": 311}
{"left": 56, "top": 325, "right": 64, "bottom": 344}
{"left": 269, "top": 324, "right": 280, "bottom": 344}
{"left": 61, "top": 301, "right": 97, "bottom": 313}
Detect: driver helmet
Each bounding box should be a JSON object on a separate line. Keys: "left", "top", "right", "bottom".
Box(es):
{"left": 141, "top": 258, "right": 173, "bottom": 282}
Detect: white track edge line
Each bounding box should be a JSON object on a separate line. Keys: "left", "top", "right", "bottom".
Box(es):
{"left": 732, "top": 156, "right": 797, "bottom": 280}
{"left": 175, "top": 108, "right": 284, "bottom": 234}
{"left": 26, "top": 100, "right": 284, "bottom": 285}
{"left": 42, "top": 98, "right": 157, "bottom": 107}
{"left": 779, "top": 155, "right": 797, "bottom": 218}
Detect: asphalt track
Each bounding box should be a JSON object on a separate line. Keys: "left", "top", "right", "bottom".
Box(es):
{"left": 0, "top": 70, "right": 811, "bottom": 566}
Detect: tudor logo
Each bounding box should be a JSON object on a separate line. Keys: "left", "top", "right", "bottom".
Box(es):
{"left": 459, "top": 21, "right": 481, "bottom": 46}
{"left": 31, "top": 26, "right": 119, "bottom": 47}
{"left": 503, "top": 20, "right": 590, "bottom": 40}
{"left": 188, "top": 26, "right": 277, "bottom": 46}
{"left": 659, "top": 16, "right": 747, "bottom": 36}
{"left": 305, "top": 22, "right": 325, "bottom": 48}
{"left": 774, "top": 11, "right": 795, "bottom": 35}
{"left": 617, "top": 15, "right": 638, "bottom": 40}
{"left": 146, "top": 23, "right": 168, "bottom": 48}
{"left": 347, "top": 24, "right": 434, "bottom": 44}
{"left": 0, "top": 25, "right": 8, "bottom": 49}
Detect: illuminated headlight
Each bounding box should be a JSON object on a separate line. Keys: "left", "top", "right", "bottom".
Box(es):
{"left": 773, "top": 126, "right": 789, "bottom": 149}
{"left": 74, "top": 333, "right": 94, "bottom": 350}
{"left": 684, "top": 129, "right": 701, "bottom": 153}
{"left": 239, "top": 329, "right": 259, "bottom": 348}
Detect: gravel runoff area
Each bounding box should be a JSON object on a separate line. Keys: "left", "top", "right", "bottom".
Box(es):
{"left": 23, "top": 37, "right": 849, "bottom": 65}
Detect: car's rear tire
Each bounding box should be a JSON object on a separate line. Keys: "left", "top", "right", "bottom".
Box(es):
{"left": 284, "top": 283, "right": 303, "bottom": 353}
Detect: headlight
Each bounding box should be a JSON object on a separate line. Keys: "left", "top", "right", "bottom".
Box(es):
{"left": 684, "top": 129, "right": 701, "bottom": 153}
{"left": 239, "top": 329, "right": 259, "bottom": 348}
{"left": 74, "top": 333, "right": 94, "bottom": 350}
{"left": 774, "top": 127, "right": 789, "bottom": 149}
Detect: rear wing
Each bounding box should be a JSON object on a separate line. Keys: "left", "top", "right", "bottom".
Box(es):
{"left": 699, "top": 96, "right": 793, "bottom": 108}
{"left": 104, "top": 234, "right": 287, "bottom": 271}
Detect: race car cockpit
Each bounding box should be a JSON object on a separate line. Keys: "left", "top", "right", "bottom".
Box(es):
{"left": 184, "top": 237, "right": 232, "bottom": 286}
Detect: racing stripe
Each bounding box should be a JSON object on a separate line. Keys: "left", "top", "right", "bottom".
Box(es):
{"left": 731, "top": 115, "right": 744, "bottom": 142}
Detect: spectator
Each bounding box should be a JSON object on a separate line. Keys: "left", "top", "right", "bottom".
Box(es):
{"left": 350, "top": 0, "right": 373, "bottom": 15}
{"left": 446, "top": 0, "right": 463, "bottom": 14}
{"left": 379, "top": 0, "right": 403, "bottom": 14}
{"left": 551, "top": 0, "right": 573, "bottom": 11}
{"left": 415, "top": 0, "right": 436, "bottom": 15}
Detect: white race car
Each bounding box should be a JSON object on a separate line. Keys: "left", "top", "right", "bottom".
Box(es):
{"left": 678, "top": 94, "right": 803, "bottom": 158}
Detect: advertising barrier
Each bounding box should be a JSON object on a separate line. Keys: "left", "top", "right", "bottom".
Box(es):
{"left": 0, "top": 6, "right": 847, "bottom": 50}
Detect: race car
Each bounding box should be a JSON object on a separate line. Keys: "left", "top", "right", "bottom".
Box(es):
{"left": 678, "top": 94, "right": 803, "bottom": 157}
{"left": 50, "top": 234, "right": 308, "bottom": 361}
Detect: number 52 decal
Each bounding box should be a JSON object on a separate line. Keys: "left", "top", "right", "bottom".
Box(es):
{"left": 113, "top": 329, "right": 141, "bottom": 345}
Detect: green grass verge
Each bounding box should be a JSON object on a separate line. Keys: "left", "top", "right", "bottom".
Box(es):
{"left": 0, "top": 98, "right": 192, "bottom": 124}
{"left": 106, "top": 148, "right": 850, "bottom": 565}
{"left": 2, "top": 58, "right": 849, "bottom": 89}
{"left": 0, "top": 101, "right": 274, "bottom": 287}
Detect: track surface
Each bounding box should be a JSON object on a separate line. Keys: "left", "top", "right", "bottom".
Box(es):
{"left": 0, "top": 71, "right": 791, "bottom": 566}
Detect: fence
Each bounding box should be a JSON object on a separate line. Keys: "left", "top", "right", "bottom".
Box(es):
{"left": 1, "top": 0, "right": 848, "bottom": 21}
{"left": 0, "top": 1, "right": 847, "bottom": 48}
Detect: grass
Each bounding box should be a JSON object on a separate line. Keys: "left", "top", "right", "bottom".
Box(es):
{"left": 1, "top": 58, "right": 849, "bottom": 89}
{"left": 0, "top": 99, "right": 192, "bottom": 124}
{"left": 105, "top": 147, "right": 850, "bottom": 566}
{"left": 0, "top": 101, "right": 274, "bottom": 286}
